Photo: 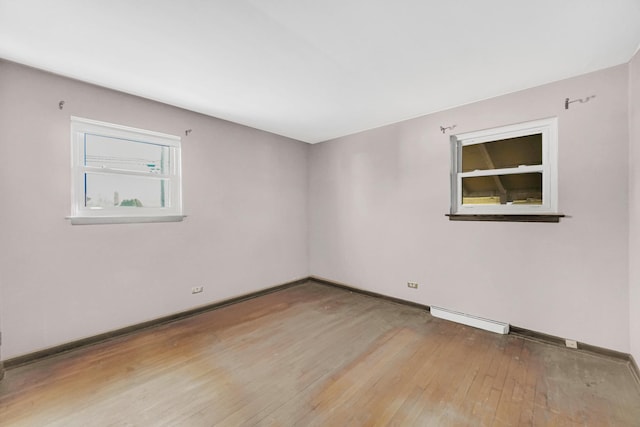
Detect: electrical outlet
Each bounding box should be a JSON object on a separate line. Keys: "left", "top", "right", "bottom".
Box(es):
{"left": 191, "top": 286, "right": 204, "bottom": 294}
{"left": 407, "top": 282, "right": 419, "bottom": 289}
{"left": 565, "top": 339, "right": 578, "bottom": 349}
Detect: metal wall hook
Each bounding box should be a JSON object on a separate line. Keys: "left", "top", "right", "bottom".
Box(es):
{"left": 58, "top": 100, "right": 65, "bottom": 110}
{"left": 185, "top": 129, "right": 192, "bottom": 136}
{"left": 440, "top": 125, "right": 457, "bottom": 134}
{"left": 565, "top": 95, "right": 596, "bottom": 110}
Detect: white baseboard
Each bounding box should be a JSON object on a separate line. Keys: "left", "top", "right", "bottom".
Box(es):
{"left": 430, "top": 306, "right": 509, "bottom": 335}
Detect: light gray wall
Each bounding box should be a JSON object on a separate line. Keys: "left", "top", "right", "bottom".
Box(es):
{"left": 630, "top": 49, "right": 640, "bottom": 364}
{"left": 310, "top": 64, "right": 631, "bottom": 352}
{"left": 0, "top": 60, "right": 309, "bottom": 360}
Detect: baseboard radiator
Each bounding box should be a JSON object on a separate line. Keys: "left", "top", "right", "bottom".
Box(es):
{"left": 430, "top": 306, "right": 510, "bottom": 335}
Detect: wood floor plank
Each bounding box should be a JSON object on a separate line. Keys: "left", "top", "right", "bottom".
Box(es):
{"left": 1, "top": 282, "right": 639, "bottom": 426}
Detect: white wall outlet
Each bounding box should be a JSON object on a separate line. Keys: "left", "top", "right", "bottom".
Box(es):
{"left": 191, "top": 286, "right": 204, "bottom": 294}
{"left": 407, "top": 282, "right": 419, "bottom": 289}
{"left": 565, "top": 339, "right": 578, "bottom": 349}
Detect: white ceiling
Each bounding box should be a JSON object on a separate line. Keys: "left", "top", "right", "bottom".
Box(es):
{"left": 1, "top": 1, "right": 639, "bottom": 143}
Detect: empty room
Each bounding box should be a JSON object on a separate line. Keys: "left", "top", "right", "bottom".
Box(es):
{"left": 1, "top": 1, "right": 640, "bottom": 425}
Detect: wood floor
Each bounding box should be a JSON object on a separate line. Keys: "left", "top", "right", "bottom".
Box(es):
{"left": 1, "top": 282, "right": 639, "bottom": 426}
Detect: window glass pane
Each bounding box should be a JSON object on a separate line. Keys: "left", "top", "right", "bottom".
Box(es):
{"left": 462, "top": 173, "right": 542, "bottom": 205}
{"left": 461, "top": 134, "right": 542, "bottom": 172}
{"left": 85, "top": 173, "right": 169, "bottom": 209}
{"left": 84, "top": 134, "right": 169, "bottom": 174}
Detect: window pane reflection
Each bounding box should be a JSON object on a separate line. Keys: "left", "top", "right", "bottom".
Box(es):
{"left": 84, "top": 134, "right": 169, "bottom": 174}
{"left": 85, "top": 173, "right": 168, "bottom": 209}
{"left": 462, "top": 134, "right": 542, "bottom": 172}
{"left": 462, "top": 173, "right": 542, "bottom": 205}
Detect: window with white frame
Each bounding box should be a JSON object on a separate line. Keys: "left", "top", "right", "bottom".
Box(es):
{"left": 450, "top": 118, "right": 558, "bottom": 216}
{"left": 69, "top": 117, "right": 183, "bottom": 224}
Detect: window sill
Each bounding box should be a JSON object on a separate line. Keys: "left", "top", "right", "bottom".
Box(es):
{"left": 446, "top": 213, "right": 565, "bottom": 223}
{"left": 67, "top": 215, "right": 186, "bottom": 225}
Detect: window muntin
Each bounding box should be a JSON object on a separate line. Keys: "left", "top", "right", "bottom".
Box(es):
{"left": 451, "top": 118, "right": 557, "bottom": 215}
{"left": 70, "top": 117, "right": 183, "bottom": 224}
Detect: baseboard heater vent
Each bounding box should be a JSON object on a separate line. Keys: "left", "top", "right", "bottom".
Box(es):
{"left": 430, "top": 306, "right": 510, "bottom": 335}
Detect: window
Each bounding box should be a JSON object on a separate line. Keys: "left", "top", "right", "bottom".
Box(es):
{"left": 69, "top": 117, "right": 183, "bottom": 224}
{"left": 450, "top": 118, "right": 558, "bottom": 217}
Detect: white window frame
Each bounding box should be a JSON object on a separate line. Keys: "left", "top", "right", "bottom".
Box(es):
{"left": 69, "top": 117, "right": 184, "bottom": 225}
{"left": 450, "top": 117, "right": 558, "bottom": 215}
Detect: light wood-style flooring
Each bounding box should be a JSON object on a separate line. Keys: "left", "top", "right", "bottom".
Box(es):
{"left": 1, "top": 282, "right": 639, "bottom": 426}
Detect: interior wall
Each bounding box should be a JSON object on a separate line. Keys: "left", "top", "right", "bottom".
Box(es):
{"left": 0, "top": 60, "right": 309, "bottom": 360}
{"left": 629, "top": 49, "right": 640, "bottom": 364}
{"left": 0, "top": 57, "right": 636, "bottom": 362}
{"left": 309, "top": 64, "right": 631, "bottom": 352}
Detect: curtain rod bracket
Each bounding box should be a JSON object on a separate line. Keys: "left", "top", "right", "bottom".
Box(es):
{"left": 565, "top": 95, "right": 595, "bottom": 110}
{"left": 440, "top": 125, "right": 456, "bottom": 134}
